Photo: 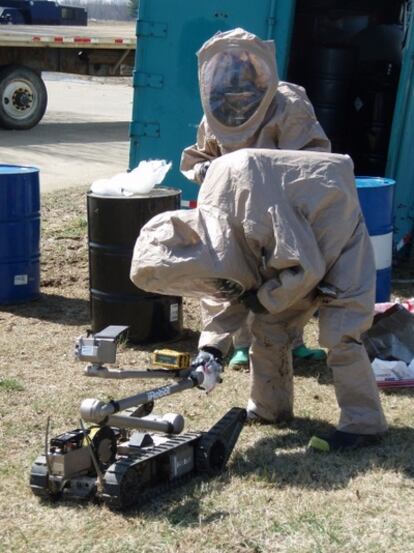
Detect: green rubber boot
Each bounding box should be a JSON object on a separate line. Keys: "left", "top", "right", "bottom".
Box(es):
{"left": 228, "top": 347, "right": 249, "bottom": 371}
{"left": 292, "top": 344, "right": 326, "bottom": 361}
{"left": 308, "top": 430, "right": 382, "bottom": 452}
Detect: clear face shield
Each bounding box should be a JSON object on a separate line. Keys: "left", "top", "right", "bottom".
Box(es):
{"left": 202, "top": 49, "right": 272, "bottom": 127}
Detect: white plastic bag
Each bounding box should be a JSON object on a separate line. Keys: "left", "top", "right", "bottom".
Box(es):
{"left": 90, "top": 159, "right": 172, "bottom": 196}
{"left": 90, "top": 177, "right": 122, "bottom": 196}
{"left": 371, "top": 358, "right": 414, "bottom": 382}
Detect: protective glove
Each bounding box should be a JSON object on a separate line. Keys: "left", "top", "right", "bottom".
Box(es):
{"left": 212, "top": 278, "right": 243, "bottom": 301}
{"left": 316, "top": 283, "right": 338, "bottom": 302}
{"left": 191, "top": 348, "right": 223, "bottom": 394}
{"left": 239, "top": 290, "right": 268, "bottom": 314}
{"left": 195, "top": 161, "right": 211, "bottom": 183}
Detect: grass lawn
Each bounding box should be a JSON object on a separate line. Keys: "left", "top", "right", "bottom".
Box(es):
{"left": 1, "top": 187, "right": 414, "bottom": 553}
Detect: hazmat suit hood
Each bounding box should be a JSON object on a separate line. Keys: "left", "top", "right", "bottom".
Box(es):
{"left": 130, "top": 205, "right": 260, "bottom": 300}
{"left": 197, "top": 28, "right": 279, "bottom": 148}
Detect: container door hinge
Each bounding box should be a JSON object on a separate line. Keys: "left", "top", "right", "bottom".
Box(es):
{"left": 134, "top": 71, "right": 164, "bottom": 89}
{"left": 130, "top": 122, "right": 160, "bottom": 138}
{"left": 136, "top": 20, "right": 168, "bottom": 38}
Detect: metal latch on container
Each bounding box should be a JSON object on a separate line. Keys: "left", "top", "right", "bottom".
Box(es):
{"left": 136, "top": 20, "right": 167, "bottom": 38}
{"left": 130, "top": 121, "right": 160, "bottom": 138}
{"left": 134, "top": 71, "right": 164, "bottom": 89}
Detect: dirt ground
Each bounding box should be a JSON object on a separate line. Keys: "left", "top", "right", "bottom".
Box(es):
{"left": 1, "top": 186, "right": 414, "bottom": 552}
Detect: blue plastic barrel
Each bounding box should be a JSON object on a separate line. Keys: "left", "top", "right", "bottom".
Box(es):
{"left": 356, "top": 177, "right": 395, "bottom": 302}
{"left": 0, "top": 165, "right": 41, "bottom": 304}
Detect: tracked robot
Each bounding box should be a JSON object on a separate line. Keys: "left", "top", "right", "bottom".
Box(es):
{"left": 29, "top": 326, "right": 246, "bottom": 510}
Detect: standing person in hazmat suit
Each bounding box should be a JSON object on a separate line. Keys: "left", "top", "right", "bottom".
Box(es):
{"left": 130, "top": 148, "right": 388, "bottom": 451}
{"left": 181, "top": 28, "right": 330, "bottom": 370}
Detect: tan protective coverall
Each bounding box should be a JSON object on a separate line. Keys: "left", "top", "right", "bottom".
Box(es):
{"left": 180, "top": 28, "right": 331, "bottom": 349}
{"left": 131, "top": 149, "right": 387, "bottom": 435}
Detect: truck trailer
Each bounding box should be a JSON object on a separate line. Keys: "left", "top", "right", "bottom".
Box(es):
{"left": 0, "top": 22, "right": 136, "bottom": 129}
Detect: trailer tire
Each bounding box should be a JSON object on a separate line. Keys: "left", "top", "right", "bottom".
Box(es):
{"left": 0, "top": 65, "right": 47, "bottom": 130}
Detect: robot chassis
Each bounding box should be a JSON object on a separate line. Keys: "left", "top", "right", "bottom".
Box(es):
{"left": 30, "top": 326, "right": 246, "bottom": 510}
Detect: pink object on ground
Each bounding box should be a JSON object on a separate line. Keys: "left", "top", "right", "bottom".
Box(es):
{"left": 374, "top": 298, "right": 414, "bottom": 314}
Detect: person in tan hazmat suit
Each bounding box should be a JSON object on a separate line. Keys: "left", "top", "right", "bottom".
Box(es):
{"left": 130, "top": 147, "right": 388, "bottom": 451}
{"left": 180, "top": 28, "right": 329, "bottom": 370}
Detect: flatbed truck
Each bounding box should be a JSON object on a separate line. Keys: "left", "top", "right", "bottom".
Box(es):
{"left": 0, "top": 23, "right": 136, "bottom": 129}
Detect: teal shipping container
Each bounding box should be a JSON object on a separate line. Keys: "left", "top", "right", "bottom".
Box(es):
{"left": 130, "top": 0, "right": 414, "bottom": 246}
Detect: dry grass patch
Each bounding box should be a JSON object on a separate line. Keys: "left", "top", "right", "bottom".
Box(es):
{"left": 1, "top": 186, "right": 414, "bottom": 553}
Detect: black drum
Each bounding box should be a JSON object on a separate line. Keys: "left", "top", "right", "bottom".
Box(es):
{"left": 87, "top": 187, "right": 182, "bottom": 344}
{"left": 306, "top": 46, "right": 356, "bottom": 152}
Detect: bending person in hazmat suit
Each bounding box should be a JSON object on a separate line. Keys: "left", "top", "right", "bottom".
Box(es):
{"left": 131, "top": 148, "right": 388, "bottom": 451}
{"left": 181, "top": 28, "right": 329, "bottom": 370}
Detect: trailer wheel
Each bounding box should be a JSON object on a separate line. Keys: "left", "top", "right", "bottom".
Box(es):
{"left": 0, "top": 65, "right": 47, "bottom": 130}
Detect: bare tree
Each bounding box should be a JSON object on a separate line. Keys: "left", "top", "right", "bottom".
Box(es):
{"left": 128, "top": 0, "right": 138, "bottom": 19}
{"left": 62, "top": 0, "right": 134, "bottom": 21}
